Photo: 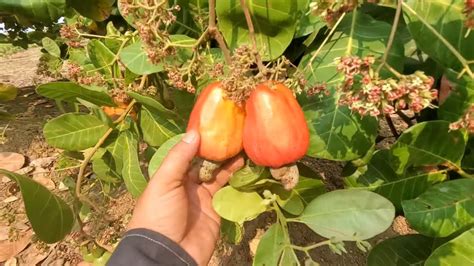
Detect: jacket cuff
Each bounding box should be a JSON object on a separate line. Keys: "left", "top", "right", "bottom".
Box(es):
{"left": 107, "top": 228, "right": 197, "bottom": 266}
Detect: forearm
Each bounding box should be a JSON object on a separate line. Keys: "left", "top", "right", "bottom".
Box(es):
{"left": 107, "top": 228, "right": 197, "bottom": 266}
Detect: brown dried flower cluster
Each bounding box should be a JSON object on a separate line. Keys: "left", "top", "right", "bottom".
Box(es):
{"left": 465, "top": 0, "right": 474, "bottom": 29}
{"left": 334, "top": 55, "right": 437, "bottom": 117}
{"left": 119, "top": 0, "right": 180, "bottom": 64}
{"left": 221, "top": 45, "right": 260, "bottom": 105}
{"left": 63, "top": 62, "right": 106, "bottom": 86}
{"left": 167, "top": 68, "right": 196, "bottom": 94}
{"left": 450, "top": 105, "right": 474, "bottom": 133}
{"left": 308, "top": 0, "right": 358, "bottom": 26}
{"left": 306, "top": 83, "right": 330, "bottom": 97}
{"left": 60, "top": 25, "right": 83, "bottom": 48}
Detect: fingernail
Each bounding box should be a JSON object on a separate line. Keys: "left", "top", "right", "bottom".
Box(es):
{"left": 182, "top": 130, "right": 198, "bottom": 144}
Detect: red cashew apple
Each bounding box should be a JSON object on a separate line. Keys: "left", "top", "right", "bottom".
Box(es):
{"left": 243, "top": 82, "right": 309, "bottom": 168}
{"left": 187, "top": 81, "right": 245, "bottom": 162}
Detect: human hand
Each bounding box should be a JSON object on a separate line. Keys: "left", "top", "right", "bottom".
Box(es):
{"left": 128, "top": 130, "right": 244, "bottom": 265}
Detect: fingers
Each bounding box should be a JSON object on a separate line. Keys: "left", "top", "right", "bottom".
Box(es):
{"left": 151, "top": 130, "right": 200, "bottom": 186}
{"left": 202, "top": 155, "right": 245, "bottom": 195}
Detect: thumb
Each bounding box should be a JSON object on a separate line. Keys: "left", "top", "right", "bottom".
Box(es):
{"left": 152, "top": 130, "right": 200, "bottom": 184}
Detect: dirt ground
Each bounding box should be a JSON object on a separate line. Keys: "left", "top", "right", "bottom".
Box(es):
{"left": 0, "top": 48, "right": 408, "bottom": 266}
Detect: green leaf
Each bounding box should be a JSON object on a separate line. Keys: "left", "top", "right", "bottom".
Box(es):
{"left": 147, "top": 134, "right": 184, "bottom": 177}
{"left": 425, "top": 228, "right": 474, "bottom": 266}
{"left": 221, "top": 219, "right": 243, "bottom": 244}
{"left": 279, "top": 247, "right": 299, "bottom": 266}
{"left": 303, "top": 90, "right": 379, "bottom": 161}
{"left": 293, "top": 176, "right": 326, "bottom": 205}
{"left": 44, "top": 113, "right": 109, "bottom": 150}
{"left": 270, "top": 184, "right": 304, "bottom": 216}
{"left": 345, "top": 150, "right": 447, "bottom": 210}
{"left": 171, "top": 89, "right": 195, "bottom": 121}
{"left": 41, "top": 37, "right": 60, "bottom": 57}
{"left": 229, "top": 162, "right": 268, "bottom": 189}
{"left": 36, "top": 82, "right": 115, "bottom": 106}
{"left": 462, "top": 138, "right": 474, "bottom": 172}
{"left": 300, "top": 11, "right": 403, "bottom": 161}
{"left": 253, "top": 223, "right": 295, "bottom": 266}
{"left": 127, "top": 91, "right": 176, "bottom": 117}
{"left": 402, "top": 179, "right": 474, "bottom": 237}
{"left": 403, "top": 0, "right": 474, "bottom": 72}
{"left": 216, "top": 0, "right": 309, "bottom": 60}
{"left": 69, "top": 48, "right": 91, "bottom": 66}
{"left": 213, "top": 186, "right": 267, "bottom": 224}
{"left": 367, "top": 235, "right": 435, "bottom": 266}
{"left": 295, "top": 7, "right": 325, "bottom": 37}
{"left": 139, "top": 106, "right": 181, "bottom": 147}
{"left": 104, "top": 131, "right": 125, "bottom": 172}
{"left": 297, "top": 190, "right": 395, "bottom": 241}
{"left": 121, "top": 131, "right": 147, "bottom": 197}
{"left": 119, "top": 35, "right": 195, "bottom": 75}
{"left": 88, "top": 39, "right": 117, "bottom": 77}
{"left": 391, "top": 121, "right": 467, "bottom": 174}
{"left": 167, "top": 0, "right": 203, "bottom": 36}
{"left": 92, "top": 150, "right": 121, "bottom": 183}
{"left": 0, "top": 170, "right": 74, "bottom": 243}
{"left": 70, "top": 0, "right": 114, "bottom": 21}
{"left": 438, "top": 70, "right": 474, "bottom": 122}
{"left": 119, "top": 41, "right": 164, "bottom": 75}
{"left": 0, "top": 83, "right": 18, "bottom": 101}
{"left": 0, "top": 0, "right": 66, "bottom": 23}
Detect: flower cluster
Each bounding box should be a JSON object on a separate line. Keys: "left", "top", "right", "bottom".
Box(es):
{"left": 464, "top": 0, "right": 474, "bottom": 29}
{"left": 167, "top": 68, "right": 196, "bottom": 94}
{"left": 62, "top": 62, "right": 106, "bottom": 86}
{"left": 119, "top": 0, "right": 180, "bottom": 64}
{"left": 449, "top": 105, "right": 474, "bottom": 133}
{"left": 335, "top": 56, "right": 437, "bottom": 117}
{"left": 222, "top": 45, "right": 260, "bottom": 105}
{"left": 308, "top": 0, "right": 358, "bottom": 26}
{"left": 306, "top": 83, "right": 330, "bottom": 97}
{"left": 59, "top": 25, "right": 83, "bottom": 48}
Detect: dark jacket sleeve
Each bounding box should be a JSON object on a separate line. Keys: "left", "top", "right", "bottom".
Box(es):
{"left": 107, "top": 228, "right": 197, "bottom": 266}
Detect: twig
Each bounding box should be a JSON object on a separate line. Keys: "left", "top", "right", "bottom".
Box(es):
{"left": 290, "top": 240, "right": 332, "bottom": 252}
{"left": 306, "top": 13, "right": 346, "bottom": 73}
{"left": 385, "top": 114, "right": 399, "bottom": 138}
{"left": 456, "top": 168, "right": 474, "bottom": 179}
{"left": 208, "top": 0, "right": 232, "bottom": 64}
{"left": 346, "top": 8, "right": 358, "bottom": 55}
{"left": 376, "top": 0, "right": 402, "bottom": 73}
{"left": 396, "top": 110, "right": 414, "bottom": 126}
{"left": 165, "top": 28, "right": 209, "bottom": 49}
{"left": 385, "top": 63, "right": 402, "bottom": 78}
{"left": 240, "top": 0, "right": 265, "bottom": 74}
{"left": 75, "top": 75, "right": 147, "bottom": 211}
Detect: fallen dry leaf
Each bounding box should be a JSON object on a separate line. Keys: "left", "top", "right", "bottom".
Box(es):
{"left": 0, "top": 226, "right": 9, "bottom": 241}
{"left": 58, "top": 182, "right": 69, "bottom": 191}
{"left": 15, "top": 166, "right": 34, "bottom": 175}
{"left": 13, "top": 222, "right": 30, "bottom": 232}
{"left": 0, "top": 230, "right": 33, "bottom": 262}
{"left": 30, "top": 157, "right": 55, "bottom": 169}
{"left": 19, "top": 243, "right": 56, "bottom": 265}
{"left": 0, "top": 153, "right": 25, "bottom": 172}
{"left": 4, "top": 257, "right": 17, "bottom": 266}
{"left": 3, "top": 196, "right": 18, "bottom": 203}
{"left": 32, "top": 176, "right": 55, "bottom": 190}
